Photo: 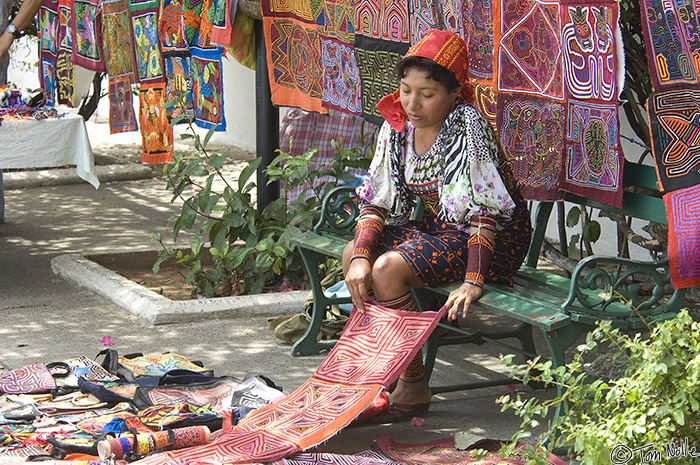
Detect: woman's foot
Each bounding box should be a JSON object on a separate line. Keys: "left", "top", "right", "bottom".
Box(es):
{"left": 363, "top": 378, "right": 432, "bottom": 424}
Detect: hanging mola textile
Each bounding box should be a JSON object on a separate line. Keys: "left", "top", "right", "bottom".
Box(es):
{"left": 132, "top": 303, "right": 444, "bottom": 464}
{"left": 38, "top": 0, "right": 59, "bottom": 105}
{"left": 71, "top": 0, "right": 107, "bottom": 71}
{"left": 493, "top": 0, "right": 625, "bottom": 207}
{"left": 103, "top": 0, "right": 139, "bottom": 133}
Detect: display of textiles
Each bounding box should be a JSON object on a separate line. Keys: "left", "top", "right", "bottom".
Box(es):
{"left": 72, "top": 0, "right": 107, "bottom": 71}
{"left": 464, "top": 0, "right": 492, "bottom": 83}
{"left": 138, "top": 82, "right": 174, "bottom": 163}
{"left": 354, "top": 0, "right": 409, "bottom": 42}
{"left": 190, "top": 46, "right": 226, "bottom": 130}
{"left": 279, "top": 107, "right": 374, "bottom": 203}
{"left": 132, "top": 303, "right": 444, "bottom": 465}
{"left": 647, "top": 88, "right": 700, "bottom": 193}
{"left": 494, "top": 0, "right": 563, "bottom": 100}
{"left": 560, "top": 99, "right": 623, "bottom": 207}
{"left": 640, "top": 0, "right": 700, "bottom": 90}
{"left": 103, "top": 0, "right": 137, "bottom": 78}
{"left": 0, "top": 363, "right": 55, "bottom": 395}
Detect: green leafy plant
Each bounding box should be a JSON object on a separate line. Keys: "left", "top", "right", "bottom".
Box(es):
{"left": 153, "top": 96, "right": 373, "bottom": 297}
{"left": 499, "top": 309, "right": 700, "bottom": 464}
{"left": 565, "top": 205, "right": 602, "bottom": 258}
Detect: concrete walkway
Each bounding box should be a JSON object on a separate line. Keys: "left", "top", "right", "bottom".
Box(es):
{"left": 0, "top": 151, "right": 556, "bottom": 456}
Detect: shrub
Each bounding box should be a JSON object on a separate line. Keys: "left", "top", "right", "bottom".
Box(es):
{"left": 499, "top": 309, "right": 700, "bottom": 465}
{"left": 152, "top": 100, "right": 373, "bottom": 297}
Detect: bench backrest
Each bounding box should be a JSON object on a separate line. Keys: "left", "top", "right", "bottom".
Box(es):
{"left": 526, "top": 161, "right": 665, "bottom": 267}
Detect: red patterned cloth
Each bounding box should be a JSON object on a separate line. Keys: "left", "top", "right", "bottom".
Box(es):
{"left": 664, "top": 184, "right": 700, "bottom": 289}
{"left": 133, "top": 303, "right": 444, "bottom": 464}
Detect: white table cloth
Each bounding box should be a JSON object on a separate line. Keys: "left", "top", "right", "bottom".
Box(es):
{"left": 0, "top": 112, "right": 99, "bottom": 223}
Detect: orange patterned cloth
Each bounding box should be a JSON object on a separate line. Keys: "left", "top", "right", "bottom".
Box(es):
{"left": 376, "top": 29, "right": 475, "bottom": 131}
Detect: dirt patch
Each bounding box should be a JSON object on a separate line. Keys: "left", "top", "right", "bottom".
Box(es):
{"left": 89, "top": 250, "right": 199, "bottom": 301}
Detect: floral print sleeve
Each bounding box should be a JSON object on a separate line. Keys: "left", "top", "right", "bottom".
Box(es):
{"left": 439, "top": 105, "right": 516, "bottom": 225}
{"left": 356, "top": 123, "right": 413, "bottom": 224}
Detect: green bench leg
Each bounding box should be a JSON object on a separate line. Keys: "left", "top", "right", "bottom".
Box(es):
{"left": 291, "top": 248, "right": 351, "bottom": 356}
{"left": 540, "top": 321, "right": 590, "bottom": 447}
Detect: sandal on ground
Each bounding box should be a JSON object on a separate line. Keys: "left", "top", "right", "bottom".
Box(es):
{"left": 361, "top": 401, "right": 430, "bottom": 424}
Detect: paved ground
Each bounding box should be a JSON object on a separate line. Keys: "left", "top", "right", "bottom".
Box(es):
{"left": 0, "top": 138, "right": 559, "bottom": 457}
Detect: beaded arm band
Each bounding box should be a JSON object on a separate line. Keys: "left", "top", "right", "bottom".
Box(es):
{"left": 351, "top": 205, "right": 386, "bottom": 261}
{"left": 464, "top": 216, "right": 496, "bottom": 287}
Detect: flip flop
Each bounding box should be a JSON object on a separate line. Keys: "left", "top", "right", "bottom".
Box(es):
{"left": 360, "top": 401, "right": 430, "bottom": 424}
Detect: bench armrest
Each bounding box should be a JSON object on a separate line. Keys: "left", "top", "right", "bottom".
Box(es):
{"left": 312, "top": 185, "right": 360, "bottom": 237}
{"left": 561, "top": 255, "right": 686, "bottom": 326}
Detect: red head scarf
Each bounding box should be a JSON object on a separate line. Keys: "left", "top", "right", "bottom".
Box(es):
{"left": 376, "top": 29, "right": 475, "bottom": 131}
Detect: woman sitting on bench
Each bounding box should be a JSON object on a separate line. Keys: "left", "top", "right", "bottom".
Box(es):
{"left": 343, "top": 29, "right": 532, "bottom": 423}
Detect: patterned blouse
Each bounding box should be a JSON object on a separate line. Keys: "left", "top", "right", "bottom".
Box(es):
{"left": 357, "top": 102, "right": 517, "bottom": 228}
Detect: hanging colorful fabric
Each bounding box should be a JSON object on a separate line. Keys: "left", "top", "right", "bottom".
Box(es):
{"left": 71, "top": 0, "right": 107, "bottom": 71}
{"left": 261, "top": 15, "right": 327, "bottom": 113}
{"left": 320, "top": 35, "right": 361, "bottom": 115}
{"left": 56, "top": 0, "right": 76, "bottom": 106}
{"left": 558, "top": 0, "right": 624, "bottom": 208}
{"left": 639, "top": 0, "right": 700, "bottom": 90}
{"left": 132, "top": 303, "right": 444, "bottom": 465}
{"left": 224, "top": 11, "right": 255, "bottom": 69}
{"left": 129, "top": 0, "right": 167, "bottom": 84}
{"left": 103, "top": 0, "right": 137, "bottom": 79}
{"left": 663, "top": 184, "right": 700, "bottom": 289}
{"left": 164, "top": 55, "right": 194, "bottom": 121}
{"left": 190, "top": 46, "right": 226, "bottom": 131}
{"left": 0, "top": 363, "right": 56, "bottom": 395}
{"left": 102, "top": 0, "right": 139, "bottom": 133}
{"left": 107, "top": 75, "right": 138, "bottom": 133}
{"left": 647, "top": 88, "right": 700, "bottom": 193}
{"left": 210, "top": 0, "right": 235, "bottom": 46}
{"left": 464, "top": 0, "right": 493, "bottom": 84}
{"left": 497, "top": 94, "right": 565, "bottom": 201}
{"left": 159, "top": 0, "right": 190, "bottom": 55}
{"left": 354, "top": 0, "right": 409, "bottom": 43}
{"left": 139, "top": 82, "right": 174, "bottom": 163}
{"left": 38, "top": 0, "right": 59, "bottom": 105}
{"left": 353, "top": 34, "right": 409, "bottom": 125}
{"left": 494, "top": 0, "right": 563, "bottom": 100}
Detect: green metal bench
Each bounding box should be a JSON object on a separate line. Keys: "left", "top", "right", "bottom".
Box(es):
{"left": 288, "top": 161, "right": 685, "bottom": 397}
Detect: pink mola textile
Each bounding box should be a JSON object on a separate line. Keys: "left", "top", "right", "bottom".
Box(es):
{"left": 0, "top": 363, "right": 55, "bottom": 395}
{"left": 134, "top": 303, "right": 444, "bottom": 464}
{"left": 664, "top": 184, "right": 700, "bottom": 289}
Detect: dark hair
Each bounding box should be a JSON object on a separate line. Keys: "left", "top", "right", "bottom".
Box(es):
{"left": 395, "top": 56, "right": 461, "bottom": 93}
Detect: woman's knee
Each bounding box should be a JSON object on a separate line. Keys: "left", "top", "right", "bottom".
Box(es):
{"left": 372, "top": 252, "right": 417, "bottom": 288}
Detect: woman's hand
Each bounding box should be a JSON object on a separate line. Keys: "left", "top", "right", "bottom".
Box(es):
{"left": 344, "top": 258, "right": 373, "bottom": 312}
{"left": 444, "top": 282, "right": 483, "bottom": 322}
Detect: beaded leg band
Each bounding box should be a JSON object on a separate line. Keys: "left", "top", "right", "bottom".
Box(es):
{"left": 377, "top": 292, "right": 424, "bottom": 383}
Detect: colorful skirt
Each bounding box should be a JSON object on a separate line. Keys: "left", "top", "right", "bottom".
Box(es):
{"left": 377, "top": 199, "right": 532, "bottom": 287}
